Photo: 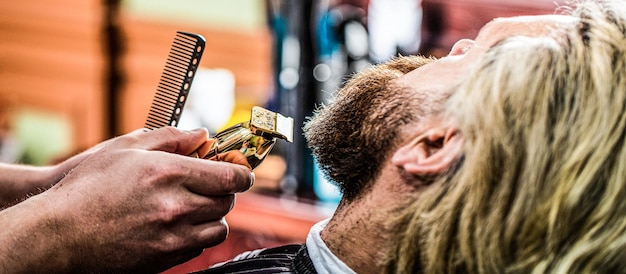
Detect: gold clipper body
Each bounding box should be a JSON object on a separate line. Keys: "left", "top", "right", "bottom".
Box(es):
{"left": 204, "top": 106, "right": 294, "bottom": 170}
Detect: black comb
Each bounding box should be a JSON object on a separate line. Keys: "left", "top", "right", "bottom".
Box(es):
{"left": 145, "top": 31, "right": 206, "bottom": 129}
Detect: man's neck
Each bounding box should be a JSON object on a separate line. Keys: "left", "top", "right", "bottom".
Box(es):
{"left": 320, "top": 197, "right": 388, "bottom": 274}
{"left": 319, "top": 166, "right": 419, "bottom": 274}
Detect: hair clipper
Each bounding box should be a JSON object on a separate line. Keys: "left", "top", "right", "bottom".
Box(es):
{"left": 203, "top": 106, "right": 294, "bottom": 170}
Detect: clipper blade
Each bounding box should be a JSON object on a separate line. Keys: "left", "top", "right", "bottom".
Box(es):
{"left": 249, "top": 106, "right": 294, "bottom": 143}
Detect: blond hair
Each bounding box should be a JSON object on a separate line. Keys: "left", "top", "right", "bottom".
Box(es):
{"left": 387, "top": 0, "right": 626, "bottom": 273}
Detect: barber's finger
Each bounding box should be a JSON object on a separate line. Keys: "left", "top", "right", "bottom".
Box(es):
{"left": 119, "top": 127, "right": 210, "bottom": 155}
{"left": 210, "top": 151, "right": 252, "bottom": 170}
{"left": 182, "top": 159, "right": 254, "bottom": 195}
{"left": 194, "top": 218, "right": 230, "bottom": 248}
{"left": 183, "top": 194, "right": 236, "bottom": 224}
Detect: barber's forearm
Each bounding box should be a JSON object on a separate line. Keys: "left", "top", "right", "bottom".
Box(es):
{"left": 0, "top": 193, "right": 72, "bottom": 273}
{"left": 0, "top": 163, "right": 58, "bottom": 207}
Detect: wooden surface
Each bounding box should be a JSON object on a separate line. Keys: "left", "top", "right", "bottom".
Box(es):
{"left": 0, "top": 0, "right": 105, "bottom": 149}
{"left": 0, "top": 0, "right": 273, "bottom": 154}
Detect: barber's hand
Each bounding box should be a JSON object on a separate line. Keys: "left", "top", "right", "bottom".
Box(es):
{"left": 18, "top": 127, "right": 253, "bottom": 273}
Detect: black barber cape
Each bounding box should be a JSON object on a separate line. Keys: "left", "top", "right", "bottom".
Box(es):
{"left": 191, "top": 244, "right": 317, "bottom": 274}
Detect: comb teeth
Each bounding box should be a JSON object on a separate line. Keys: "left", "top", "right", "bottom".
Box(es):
{"left": 145, "top": 31, "right": 206, "bottom": 129}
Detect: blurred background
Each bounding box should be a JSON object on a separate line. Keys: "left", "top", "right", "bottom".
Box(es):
{"left": 0, "top": 0, "right": 565, "bottom": 272}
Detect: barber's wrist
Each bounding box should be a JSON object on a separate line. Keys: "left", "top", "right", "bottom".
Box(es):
{"left": 21, "top": 165, "right": 58, "bottom": 198}
{"left": 0, "top": 165, "right": 57, "bottom": 208}
{"left": 46, "top": 163, "right": 70, "bottom": 185}
{"left": 0, "top": 193, "right": 73, "bottom": 272}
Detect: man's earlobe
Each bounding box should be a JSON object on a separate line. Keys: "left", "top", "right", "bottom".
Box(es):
{"left": 391, "top": 128, "right": 463, "bottom": 177}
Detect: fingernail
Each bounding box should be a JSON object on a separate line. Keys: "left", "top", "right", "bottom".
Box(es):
{"left": 190, "top": 128, "right": 207, "bottom": 133}
{"left": 249, "top": 172, "right": 255, "bottom": 188}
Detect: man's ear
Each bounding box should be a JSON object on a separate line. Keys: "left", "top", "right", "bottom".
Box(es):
{"left": 391, "top": 127, "right": 462, "bottom": 177}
